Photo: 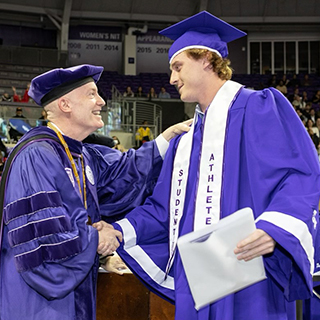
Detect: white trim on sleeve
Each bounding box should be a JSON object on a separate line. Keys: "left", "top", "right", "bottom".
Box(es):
{"left": 256, "top": 211, "right": 314, "bottom": 275}
{"left": 116, "top": 219, "right": 175, "bottom": 290}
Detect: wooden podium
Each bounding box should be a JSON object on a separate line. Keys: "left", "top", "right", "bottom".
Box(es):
{"left": 97, "top": 272, "right": 175, "bottom": 320}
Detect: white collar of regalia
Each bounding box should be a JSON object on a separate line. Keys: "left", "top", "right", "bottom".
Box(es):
{"left": 166, "top": 80, "right": 243, "bottom": 273}
{"left": 48, "top": 122, "right": 65, "bottom": 135}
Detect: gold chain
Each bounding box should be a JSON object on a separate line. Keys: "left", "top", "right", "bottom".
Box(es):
{"left": 47, "top": 122, "right": 87, "bottom": 209}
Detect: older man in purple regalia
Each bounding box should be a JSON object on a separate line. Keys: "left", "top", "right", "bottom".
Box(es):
{"left": 0, "top": 64, "right": 190, "bottom": 320}
{"left": 96, "top": 11, "right": 320, "bottom": 320}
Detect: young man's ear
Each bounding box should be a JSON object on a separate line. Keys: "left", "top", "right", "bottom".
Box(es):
{"left": 203, "top": 52, "right": 213, "bottom": 70}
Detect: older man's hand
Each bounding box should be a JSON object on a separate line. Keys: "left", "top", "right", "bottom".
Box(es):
{"left": 161, "top": 119, "right": 193, "bottom": 141}
{"left": 93, "top": 221, "right": 123, "bottom": 256}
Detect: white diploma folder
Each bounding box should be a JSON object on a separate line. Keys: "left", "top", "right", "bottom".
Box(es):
{"left": 177, "top": 207, "right": 266, "bottom": 310}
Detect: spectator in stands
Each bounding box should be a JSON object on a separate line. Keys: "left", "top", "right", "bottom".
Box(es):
{"left": 309, "top": 107, "right": 317, "bottom": 124}
{"left": 136, "top": 85, "right": 146, "bottom": 97}
{"left": 292, "top": 93, "right": 304, "bottom": 109}
{"left": 8, "top": 106, "right": 30, "bottom": 142}
{"left": 12, "top": 91, "right": 22, "bottom": 102}
{"left": 13, "top": 106, "right": 26, "bottom": 119}
{"left": 293, "top": 90, "right": 308, "bottom": 110}
{"left": 316, "top": 118, "right": 320, "bottom": 134}
{"left": 280, "top": 74, "right": 289, "bottom": 86}
{"left": 301, "top": 74, "right": 312, "bottom": 87}
{"left": 136, "top": 120, "right": 153, "bottom": 147}
{"left": 287, "top": 73, "right": 301, "bottom": 88}
{"left": 0, "top": 92, "right": 12, "bottom": 102}
{"left": 301, "top": 90, "right": 310, "bottom": 105}
{"left": 123, "top": 86, "right": 135, "bottom": 97}
{"left": 147, "top": 87, "right": 157, "bottom": 99}
{"left": 158, "top": 86, "right": 171, "bottom": 99}
{"left": 37, "top": 109, "right": 48, "bottom": 126}
{"left": 295, "top": 107, "right": 308, "bottom": 125}
{"left": 303, "top": 102, "right": 313, "bottom": 119}
{"left": 276, "top": 80, "right": 287, "bottom": 96}
{"left": 288, "top": 87, "right": 301, "bottom": 103}
{"left": 306, "top": 118, "right": 319, "bottom": 137}
{"left": 307, "top": 127, "right": 320, "bottom": 152}
{"left": 267, "top": 74, "right": 277, "bottom": 87}
{"left": 12, "top": 83, "right": 31, "bottom": 103}
{"left": 14, "top": 107, "right": 26, "bottom": 118}
{"left": 312, "top": 90, "right": 320, "bottom": 104}
{"left": 112, "top": 135, "right": 126, "bottom": 152}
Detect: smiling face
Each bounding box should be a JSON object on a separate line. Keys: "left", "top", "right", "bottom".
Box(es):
{"left": 63, "top": 81, "right": 105, "bottom": 139}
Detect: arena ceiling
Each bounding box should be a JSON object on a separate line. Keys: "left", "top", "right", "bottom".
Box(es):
{"left": 0, "top": 0, "right": 319, "bottom": 33}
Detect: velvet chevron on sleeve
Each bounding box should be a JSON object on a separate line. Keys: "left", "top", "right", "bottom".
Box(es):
{"left": 0, "top": 125, "right": 164, "bottom": 320}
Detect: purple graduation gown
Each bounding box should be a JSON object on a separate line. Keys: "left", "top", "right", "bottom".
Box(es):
{"left": 0, "top": 126, "right": 163, "bottom": 320}
{"left": 113, "top": 87, "right": 320, "bottom": 320}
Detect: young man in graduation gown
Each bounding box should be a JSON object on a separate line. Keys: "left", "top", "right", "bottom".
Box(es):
{"left": 96, "top": 11, "right": 320, "bottom": 320}
{"left": 0, "top": 64, "right": 190, "bottom": 320}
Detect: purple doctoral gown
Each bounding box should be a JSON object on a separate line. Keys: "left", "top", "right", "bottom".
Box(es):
{"left": 0, "top": 126, "right": 163, "bottom": 320}
{"left": 113, "top": 87, "right": 320, "bottom": 320}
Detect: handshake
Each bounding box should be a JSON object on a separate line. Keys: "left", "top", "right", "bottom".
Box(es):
{"left": 92, "top": 220, "right": 123, "bottom": 256}
{"left": 92, "top": 221, "right": 128, "bottom": 275}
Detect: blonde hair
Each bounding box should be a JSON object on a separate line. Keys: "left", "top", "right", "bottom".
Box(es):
{"left": 185, "top": 48, "right": 233, "bottom": 80}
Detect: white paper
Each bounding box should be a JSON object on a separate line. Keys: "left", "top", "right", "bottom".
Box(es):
{"left": 177, "top": 207, "right": 266, "bottom": 310}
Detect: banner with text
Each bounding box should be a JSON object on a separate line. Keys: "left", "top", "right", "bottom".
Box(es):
{"left": 68, "top": 25, "right": 123, "bottom": 72}
{"left": 136, "top": 29, "right": 173, "bottom": 74}
{"left": 68, "top": 26, "right": 173, "bottom": 74}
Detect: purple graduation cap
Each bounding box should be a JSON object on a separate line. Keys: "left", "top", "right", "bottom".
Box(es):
{"left": 28, "top": 64, "right": 104, "bottom": 106}
{"left": 159, "top": 11, "right": 246, "bottom": 63}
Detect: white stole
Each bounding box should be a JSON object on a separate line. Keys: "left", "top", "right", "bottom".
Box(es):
{"left": 166, "top": 80, "right": 243, "bottom": 273}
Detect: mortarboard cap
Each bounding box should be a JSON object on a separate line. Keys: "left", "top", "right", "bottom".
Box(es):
{"left": 28, "top": 64, "right": 104, "bottom": 106}
{"left": 159, "top": 11, "right": 246, "bottom": 63}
